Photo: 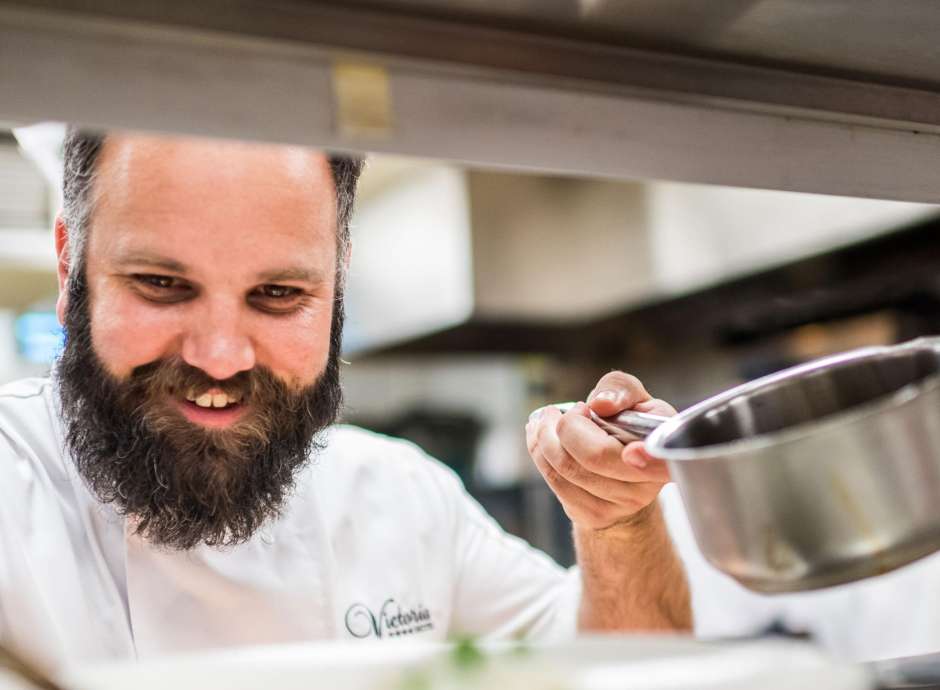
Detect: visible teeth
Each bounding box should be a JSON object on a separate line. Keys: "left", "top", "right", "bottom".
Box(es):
{"left": 188, "top": 389, "right": 242, "bottom": 409}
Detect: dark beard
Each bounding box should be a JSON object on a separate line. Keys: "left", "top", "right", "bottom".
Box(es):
{"left": 55, "top": 268, "right": 344, "bottom": 550}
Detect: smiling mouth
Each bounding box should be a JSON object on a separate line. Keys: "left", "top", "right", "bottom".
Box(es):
{"left": 174, "top": 387, "right": 249, "bottom": 427}
{"left": 184, "top": 387, "right": 243, "bottom": 409}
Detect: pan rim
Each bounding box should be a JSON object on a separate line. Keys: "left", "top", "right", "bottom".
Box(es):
{"left": 648, "top": 343, "right": 940, "bottom": 462}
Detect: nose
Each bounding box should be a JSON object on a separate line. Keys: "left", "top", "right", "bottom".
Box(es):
{"left": 180, "top": 298, "right": 256, "bottom": 381}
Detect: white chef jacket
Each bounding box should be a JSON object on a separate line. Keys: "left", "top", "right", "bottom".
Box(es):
{"left": 0, "top": 378, "right": 580, "bottom": 671}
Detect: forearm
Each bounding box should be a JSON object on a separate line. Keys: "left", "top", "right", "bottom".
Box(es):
{"left": 575, "top": 502, "right": 692, "bottom": 633}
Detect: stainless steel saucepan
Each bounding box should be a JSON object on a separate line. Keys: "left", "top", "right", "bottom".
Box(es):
{"left": 540, "top": 336, "right": 940, "bottom": 593}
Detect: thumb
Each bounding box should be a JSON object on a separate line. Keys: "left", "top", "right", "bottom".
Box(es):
{"left": 587, "top": 389, "right": 629, "bottom": 417}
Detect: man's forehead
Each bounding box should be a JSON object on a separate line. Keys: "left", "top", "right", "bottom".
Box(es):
{"left": 85, "top": 133, "right": 340, "bottom": 271}
{"left": 98, "top": 133, "right": 331, "bottom": 191}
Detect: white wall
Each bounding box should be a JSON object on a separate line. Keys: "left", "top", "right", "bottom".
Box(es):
{"left": 343, "top": 166, "right": 474, "bottom": 353}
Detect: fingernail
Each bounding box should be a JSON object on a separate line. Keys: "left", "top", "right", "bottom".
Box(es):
{"left": 594, "top": 390, "right": 619, "bottom": 403}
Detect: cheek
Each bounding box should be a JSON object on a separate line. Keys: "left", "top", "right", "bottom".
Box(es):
{"left": 253, "top": 306, "right": 335, "bottom": 386}
{"left": 89, "top": 291, "right": 181, "bottom": 378}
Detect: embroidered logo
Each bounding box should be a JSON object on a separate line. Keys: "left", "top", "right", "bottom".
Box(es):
{"left": 344, "top": 598, "right": 434, "bottom": 639}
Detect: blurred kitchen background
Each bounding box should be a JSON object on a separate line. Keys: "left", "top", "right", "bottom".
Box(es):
{"left": 3, "top": 124, "right": 939, "bottom": 566}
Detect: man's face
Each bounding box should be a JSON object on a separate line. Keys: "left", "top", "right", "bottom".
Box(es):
{"left": 78, "top": 134, "right": 339, "bottom": 394}
{"left": 55, "top": 134, "right": 345, "bottom": 549}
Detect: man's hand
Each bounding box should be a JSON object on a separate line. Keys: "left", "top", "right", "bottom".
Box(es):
{"left": 525, "top": 371, "right": 675, "bottom": 530}
{"left": 526, "top": 371, "right": 692, "bottom": 633}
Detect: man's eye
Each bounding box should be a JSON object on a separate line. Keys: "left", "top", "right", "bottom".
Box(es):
{"left": 135, "top": 274, "right": 178, "bottom": 289}
{"left": 131, "top": 274, "right": 193, "bottom": 301}
{"left": 250, "top": 285, "right": 306, "bottom": 313}
{"left": 256, "top": 285, "right": 300, "bottom": 299}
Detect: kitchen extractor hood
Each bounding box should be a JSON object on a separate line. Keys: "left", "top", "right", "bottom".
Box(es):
{"left": 343, "top": 160, "right": 937, "bottom": 354}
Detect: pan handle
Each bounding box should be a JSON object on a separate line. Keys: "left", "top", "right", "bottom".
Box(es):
{"left": 529, "top": 402, "right": 669, "bottom": 443}
{"left": 899, "top": 335, "right": 940, "bottom": 353}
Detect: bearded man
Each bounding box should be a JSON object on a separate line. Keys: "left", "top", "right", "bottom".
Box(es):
{"left": 0, "top": 129, "right": 690, "bottom": 670}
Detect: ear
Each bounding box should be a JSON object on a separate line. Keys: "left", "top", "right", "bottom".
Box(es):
{"left": 54, "top": 215, "right": 71, "bottom": 326}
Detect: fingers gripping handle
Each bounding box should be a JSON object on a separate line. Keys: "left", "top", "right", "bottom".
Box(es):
{"left": 529, "top": 402, "right": 668, "bottom": 444}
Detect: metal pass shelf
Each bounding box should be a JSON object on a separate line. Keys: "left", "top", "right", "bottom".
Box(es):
{"left": 3, "top": 0, "right": 940, "bottom": 200}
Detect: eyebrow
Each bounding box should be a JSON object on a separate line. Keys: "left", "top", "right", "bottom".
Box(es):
{"left": 114, "top": 251, "right": 189, "bottom": 274}
{"left": 115, "top": 251, "right": 327, "bottom": 284}
{"left": 255, "top": 267, "right": 328, "bottom": 284}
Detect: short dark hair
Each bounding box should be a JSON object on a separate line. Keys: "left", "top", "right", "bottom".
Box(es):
{"left": 61, "top": 128, "right": 364, "bottom": 276}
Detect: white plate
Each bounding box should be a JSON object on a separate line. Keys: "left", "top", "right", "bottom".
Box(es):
{"left": 64, "top": 635, "right": 873, "bottom": 690}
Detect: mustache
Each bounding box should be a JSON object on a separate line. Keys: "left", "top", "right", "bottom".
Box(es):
{"left": 128, "top": 357, "right": 270, "bottom": 404}
{"left": 123, "top": 357, "right": 305, "bottom": 452}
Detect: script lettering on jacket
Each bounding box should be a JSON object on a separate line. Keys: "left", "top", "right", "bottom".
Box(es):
{"left": 344, "top": 598, "right": 434, "bottom": 639}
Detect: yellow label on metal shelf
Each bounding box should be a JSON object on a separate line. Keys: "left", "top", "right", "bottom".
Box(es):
{"left": 331, "top": 61, "right": 393, "bottom": 140}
